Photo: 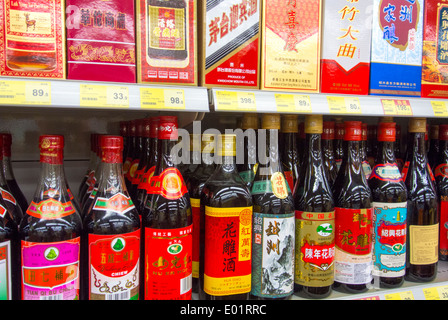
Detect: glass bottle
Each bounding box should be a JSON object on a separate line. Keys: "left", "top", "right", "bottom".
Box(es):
{"left": 280, "top": 114, "right": 300, "bottom": 192}
{"left": 294, "top": 115, "right": 335, "bottom": 299}
{"left": 435, "top": 124, "right": 448, "bottom": 261}
{"left": 395, "top": 124, "right": 404, "bottom": 172}
{"left": 367, "top": 124, "right": 378, "bottom": 169}
{"left": 322, "top": 121, "right": 338, "bottom": 186}
{"left": 334, "top": 118, "right": 344, "bottom": 172}
{"left": 78, "top": 133, "right": 98, "bottom": 204}
{"left": 199, "top": 134, "right": 253, "bottom": 300}
{"left": 428, "top": 124, "right": 440, "bottom": 171}
{"left": 182, "top": 134, "right": 201, "bottom": 184}
{"left": 140, "top": 116, "right": 192, "bottom": 300}
{"left": 237, "top": 113, "right": 259, "bottom": 190}
{"left": 19, "top": 135, "right": 82, "bottom": 300}
{"left": 332, "top": 121, "right": 373, "bottom": 294}
{"left": 125, "top": 119, "right": 143, "bottom": 197}
{"left": 361, "top": 123, "right": 372, "bottom": 180}
{"left": 250, "top": 114, "right": 295, "bottom": 300}
{"left": 405, "top": 118, "right": 439, "bottom": 283}
{"left": 120, "top": 121, "right": 129, "bottom": 162}
{"left": 82, "top": 135, "right": 140, "bottom": 300}
{"left": 123, "top": 120, "right": 137, "bottom": 189}
{"left": 79, "top": 134, "right": 101, "bottom": 210}
{"left": 369, "top": 122, "right": 407, "bottom": 289}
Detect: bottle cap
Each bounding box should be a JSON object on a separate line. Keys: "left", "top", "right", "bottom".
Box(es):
{"left": 299, "top": 121, "right": 305, "bottom": 139}
{"left": 380, "top": 117, "right": 394, "bottom": 123}
{"left": 241, "top": 113, "right": 259, "bottom": 129}
{"left": 430, "top": 125, "right": 439, "bottom": 140}
{"left": 100, "top": 135, "right": 123, "bottom": 163}
{"left": 344, "top": 121, "right": 362, "bottom": 141}
{"left": 361, "top": 123, "right": 368, "bottom": 141}
{"left": 378, "top": 122, "right": 396, "bottom": 142}
{"left": 136, "top": 119, "right": 145, "bottom": 137}
{"left": 304, "top": 115, "right": 323, "bottom": 134}
{"left": 39, "top": 135, "right": 64, "bottom": 164}
{"left": 158, "top": 116, "right": 178, "bottom": 140}
{"left": 150, "top": 117, "right": 159, "bottom": 138}
{"left": 142, "top": 118, "right": 152, "bottom": 138}
{"left": 322, "top": 121, "right": 335, "bottom": 140}
{"left": 439, "top": 124, "right": 448, "bottom": 141}
{"left": 281, "top": 115, "right": 299, "bottom": 133}
{"left": 262, "top": 113, "right": 281, "bottom": 130}
{"left": 335, "top": 121, "right": 345, "bottom": 140}
{"left": 0, "top": 133, "right": 11, "bottom": 157}
{"left": 129, "top": 120, "right": 137, "bottom": 137}
{"left": 119, "top": 121, "right": 128, "bottom": 137}
{"left": 201, "top": 134, "right": 216, "bottom": 154}
{"left": 218, "top": 134, "right": 236, "bottom": 157}
{"left": 190, "top": 134, "right": 201, "bottom": 152}
{"left": 408, "top": 118, "right": 426, "bottom": 133}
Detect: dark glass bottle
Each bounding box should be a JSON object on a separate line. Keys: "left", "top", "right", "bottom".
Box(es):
{"left": 123, "top": 120, "right": 137, "bottom": 190}
{"left": 294, "top": 115, "right": 335, "bottom": 299}
{"left": 405, "top": 118, "right": 439, "bottom": 283}
{"left": 369, "top": 122, "right": 407, "bottom": 289}
{"left": 19, "top": 135, "right": 82, "bottom": 300}
{"left": 395, "top": 124, "right": 404, "bottom": 172}
{"left": 79, "top": 134, "right": 101, "bottom": 210}
{"left": 78, "top": 133, "right": 97, "bottom": 202}
{"left": 125, "top": 119, "right": 143, "bottom": 196}
{"left": 82, "top": 136, "right": 140, "bottom": 300}
{"left": 334, "top": 118, "right": 344, "bottom": 172}
{"left": 182, "top": 134, "right": 201, "bottom": 184}
{"left": 0, "top": 133, "right": 28, "bottom": 214}
{"left": 332, "top": 121, "right": 373, "bottom": 294}
{"left": 322, "top": 121, "right": 338, "bottom": 186}
{"left": 120, "top": 120, "right": 129, "bottom": 162}
{"left": 428, "top": 124, "right": 440, "bottom": 171}
{"left": 250, "top": 114, "right": 294, "bottom": 300}
{"left": 199, "top": 134, "right": 253, "bottom": 300}
{"left": 141, "top": 116, "right": 192, "bottom": 300}
{"left": 237, "top": 113, "right": 259, "bottom": 190}
{"left": 361, "top": 123, "right": 372, "bottom": 180}
{"left": 280, "top": 114, "right": 300, "bottom": 192}
{"left": 435, "top": 124, "right": 448, "bottom": 261}
{"left": 367, "top": 124, "right": 378, "bottom": 169}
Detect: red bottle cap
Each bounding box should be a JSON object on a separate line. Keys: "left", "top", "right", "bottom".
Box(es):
{"left": 129, "top": 120, "right": 137, "bottom": 137}
{"left": 361, "top": 123, "right": 368, "bottom": 141}
{"left": 158, "top": 116, "right": 178, "bottom": 140}
{"left": 119, "top": 121, "right": 128, "bottom": 137}
{"left": 322, "top": 121, "right": 335, "bottom": 140}
{"left": 335, "top": 121, "right": 345, "bottom": 140}
{"left": 39, "top": 135, "right": 64, "bottom": 164}
{"left": 377, "top": 122, "right": 396, "bottom": 142}
{"left": 150, "top": 116, "right": 159, "bottom": 139}
{"left": 439, "top": 124, "right": 448, "bottom": 141}
{"left": 344, "top": 121, "right": 362, "bottom": 141}
{"left": 100, "top": 135, "right": 123, "bottom": 163}
{"left": 0, "top": 133, "right": 11, "bottom": 158}
{"left": 142, "top": 118, "right": 152, "bottom": 138}
{"left": 136, "top": 119, "right": 144, "bottom": 137}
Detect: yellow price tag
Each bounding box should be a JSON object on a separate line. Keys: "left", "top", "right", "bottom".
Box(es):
{"left": 0, "top": 80, "right": 51, "bottom": 105}
{"left": 106, "top": 86, "right": 129, "bottom": 107}
{"left": 423, "top": 286, "right": 448, "bottom": 300}
{"left": 327, "top": 96, "right": 361, "bottom": 114}
{"left": 385, "top": 291, "right": 414, "bottom": 300}
{"left": 381, "top": 99, "right": 413, "bottom": 116}
{"left": 215, "top": 90, "right": 256, "bottom": 111}
{"left": 140, "top": 88, "right": 185, "bottom": 110}
{"left": 275, "top": 94, "right": 312, "bottom": 113}
{"left": 80, "top": 84, "right": 129, "bottom": 108}
{"left": 431, "top": 101, "right": 448, "bottom": 117}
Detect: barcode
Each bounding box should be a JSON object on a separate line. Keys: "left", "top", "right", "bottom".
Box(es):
{"left": 142, "top": 102, "right": 157, "bottom": 105}
{"left": 40, "top": 293, "right": 64, "bottom": 300}
{"left": 0, "top": 95, "right": 14, "bottom": 99}
{"left": 105, "top": 290, "right": 130, "bottom": 300}
{"left": 180, "top": 274, "right": 192, "bottom": 295}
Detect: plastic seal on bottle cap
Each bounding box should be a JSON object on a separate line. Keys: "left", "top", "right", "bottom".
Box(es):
{"left": 344, "top": 121, "right": 362, "bottom": 141}
{"left": 281, "top": 115, "right": 299, "bottom": 133}
{"left": 141, "top": 118, "right": 152, "bottom": 138}
{"left": 335, "top": 121, "right": 345, "bottom": 140}
{"left": 322, "top": 121, "right": 335, "bottom": 140}
{"left": 262, "top": 113, "right": 281, "bottom": 130}
{"left": 408, "top": 118, "right": 426, "bottom": 133}
{"left": 39, "top": 135, "right": 64, "bottom": 164}
{"left": 150, "top": 116, "right": 159, "bottom": 139}
{"left": 304, "top": 115, "right": 323, "bottom": 134}
{"left": 377, "top": 122, "right": 396, "bottom": 142}
{"left": 439, "top": 124, "right": 448, "bottom": 141}
{"left": 101, "top": 135, "right": 123, "bottom": 163}
{"left": 241, "top": 113, "right": 259, "bottom": 129}
{"left": 361, "top": 123, "right": 368, "bottom": 141}
{"left": 158, "top": 116, "right": 178, "bottom": 140}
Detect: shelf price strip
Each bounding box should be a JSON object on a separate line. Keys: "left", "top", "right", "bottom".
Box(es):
{"left": 384, "top": 291, "right": 415, "bottom": 300}
{"left": 431, "top": 101, "right": 448, "bottom": 117}
{"left": 381, "top": 99, "right": 413, "bottom": 116}
{"left": 275, "top": 94, "right": 312, "bottom": 113}
{"left": 80, "top": 84, "right": 129, "bottom": 108}
{"left": 0, "top": 80, "right": 51, "bottom": 105}
{"left": 423, "top": 285, "right": 448, "bottom": 300}
{"left": 140, "top": 88, "right": 186, "bottom": 110}
{"left": 215, "top": 90, "right": 256, "bottom": 112}
{"left": 327, "top": 96, "right": 361, "bottom": 114}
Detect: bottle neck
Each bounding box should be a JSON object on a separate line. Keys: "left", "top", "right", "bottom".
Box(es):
{"left": 304, "top": 133, "right": 324, "bottom": 167}
{"left": 35, "top": 162, "right": 70, "bottom": 200}
{"left": 156, "top": 138, "right": 179, "bottom": 172}
{"left": 1, "top": 156, "right": 15, "bottom": 181}
{"left": 410, "top": 132, "right": 428, "bottom": 168}
{"left": 97, "top": 161, "right": 126, "bottom": 196}
{"left": 342, "top": 140, "right": 362, "bottom": 172}
{"left": 258, "top": 129, "right": 282, "bottom": 176}
{"left": 377, "top": 140, "right": 397, "bottom": 164}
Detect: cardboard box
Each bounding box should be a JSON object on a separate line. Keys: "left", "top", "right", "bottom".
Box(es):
{"left": 320, "top": 0, "right": 373, "bottom": 95}
{"left": 370, "top": 0, "right": 424, "bottom": 96}
{"left": 136, "top": 0, "right": 197, "bottom": 86}
{"left": 198, "top": 0, "right": 260, "bottom": 89}
{"left": 421, "top": 0, "right": 448, "bottom": 98}
{"left": 65, "top": 0, "right": 136, "bottom": 83}
{"left": 0, "top": 0, "right": 66, "bottom": 79}
{"left": 261, "top": 0, "right": 322, "bottom": 92}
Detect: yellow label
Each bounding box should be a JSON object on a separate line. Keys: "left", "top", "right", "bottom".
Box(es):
{"left": 385, "top": 291, "right": 415, "bottom": 300}
{"left": 203, "top": 274, "right": 252, "bottom": 297}
{"left": 327, "top": 96, "right": 361, "bottom": 114}
{"left": 80, "top": 84, "right": 129, "bottom": 108}
{"left": 381, "top": 99, "right": 413, "bottom": 116}
{"left": 215, "top": 91, "right": 256, "bottom": 112}
{"left": 190, "top": 198, "right": 200, "bottom": 208}
{"left": 140, "top": 88, "right": 185, "bottom": 110}
{"left": 409, "top": 224, "right": 439, "bottom": 265}
{"left": 431, "top": 101, "right": 448, "bottom": 117}
{"left": 0, "top": 80, "right": 51, "bottom": 105}
{"left": 275, "top": 94, "right": 312, "bottom": 113}
{"left": 270, "top": 172, "right": 288, "bottom": 200}
{"left": 423, "top": 286, "right": 448, "bottom": 300}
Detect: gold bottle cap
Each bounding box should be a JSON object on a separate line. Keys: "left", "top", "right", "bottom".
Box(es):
{"left": 241, "top": 113, "right": 259, "bottom": 129}
{"left": 190, "top": 134, "right": 201, "bottom": 152}
{"left": 305, "top": 115, "right": 323, "bottom": 134}
{"left": 261, "top": 113, "right": 281, "bottom": 130}
{"left": 281, "top": 115, "right": 299, "bottom": 133}
{"left": 430, "top": 125, "right": 439, "bottom": 139}
{"left": 408, "top": 118, "right": 427, "bottom": 133}
{"left": 201, "top": 134, "right": 216, "bottom": 154}
{"left": 218, "top": 134, "right": 236, "bottom": 157}
{"left": 380, "top": 117, "right": 394, "bottom": 123}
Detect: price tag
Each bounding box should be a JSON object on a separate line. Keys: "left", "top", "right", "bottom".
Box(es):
{"left": 431, "top": 101, "right": 448, "bottom": 117}
{"left": 140, "top": 88, "right": 186, "bottom": 110}
{"left": 384, "top": 291, "right": 414, "bottom": 300}
{"left": 381, "top": 99, "right": 413, "bottom": 116}
{"left": 0, "top": 80, "right": 51, "bottom": 105}
{"left": 80, "top": 84, "right": 129, "bottom": 108}
{"left": 215, "top": 90, "right": 256, "bottom": 112}
{"left": 327, "top": 96, "right": 361, "bottom": 114}
{"left": 275, "top": 94, "right": 312, "bottom": 113}
{"left": 423, "top": 285, "right": 448, "bottom": 300}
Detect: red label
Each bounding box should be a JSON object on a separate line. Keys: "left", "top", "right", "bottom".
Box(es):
{"left": 138, "top": 166, "right": 156, "bottom": 192}
{"left": 401, "top": 161, "right": 410, "bottom": 181}
{"left": 92, "top": 193, "right": 135, "bottom": 215}
{"left": 190, "top": 198, "right": 200, "bottom": 279}
{"left": 321, "top": 60, "right": 370, "bottom": 95}
{"left": 300, "top": 242, "right": 335, "bottom": 268}
{"left": 26, "top": 199, "right": 76, "bottom": 220}
{"left": 283, "top": 171, "right": 294, "bottom": 191}
{"left": 436, "top": 163, "right": 448, "bottom": 178}
{"left": 440, "top": 200, "right": 448, "bottom": 257}
{"left": 144, "top": 225, "right": 192, "bottom": 300}
{"left": 376, "top": 222, "right": 407, "bottom": 247}
{"left": 126, "top": 159, "right": 140, "bottom": 181}
{"left": 147, "top": 167, "right": 188, "bottom": 200}
{"left": 335, "top": 207, "right": 373, "bottom": 256}
{"left": 132, "top": 167, "right": 146, "bottom": 185}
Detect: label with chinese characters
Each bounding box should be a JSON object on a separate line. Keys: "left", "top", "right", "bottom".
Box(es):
{"left": 251, "top": 175, "right": 291, "bottom": 196}
{"left": 144, "top": 225, "right": 192, "bottom": 300}
{"left": 295, "top": 210, "right": 335, "bottom": 287}
{"left": 88, "top": 230, "right": 140, "bottom": 300}
{"left": 146, "top": 167, "right": 188, "bottom": 200}
{"left": 334, "top": 207, "right": 373, "bottom": 285}
{"left": 190, "top": 198, "right": 200, "bottom": 279}
{"left": 26, "top": 199, "right": 76, "bottom": 220}
{"left": 251, "top": 212, "right": 294, "bottom": 298}
{"left": 92, "top": 193, "right": 135, "bottom": 215}
{"left": 440, "top": 199, "right": 448, "bottom": 257}
{"left": 370, "top": 163, "right": 403, "bottom": 182}
{"left": 21, "top": 238, "right": 80, "bottom": 300}
{"left": 372, "top": 202, "right": 407, "bottom": 278}
{"left": 204, "top": 206, "right": 252, "bottom": 296}
{"left": 0, "top": 241, "right": 11, "bottom": 300}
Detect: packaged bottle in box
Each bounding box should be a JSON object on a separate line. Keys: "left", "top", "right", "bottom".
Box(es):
{"left": 136, "top": 0, "right": 197, "bottom": 86}
{"left": 0, "top": 0, "right": 66, "bottom": 79}
{"left": 370, "top": 0, "right": 424, "bottom": 96}
{"left": 321, "top": 0, "right": 373, "bottom": 95}
{"left": 261, "top": 0, "right": 322, "bottom": 93}
{"left": 65, "top": 0, "right": 136, "bottom": 83}
{"left": 198, "top": 0, "right": 260, "bottom": 89}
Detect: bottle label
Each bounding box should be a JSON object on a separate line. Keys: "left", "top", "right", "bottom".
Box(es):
{"left": 123, "top": 157, "right": 132, "bottom": 175}
{"left": 126, "top": 159, "right": 140, "bottom": 182}
{"left": 435, "top": 163, "right": 448, "bottom": 178}
{"left": 0, "top": 240, "right": 11, "bottom": 300}
{"left": 251, "top": 212, "right": 294, "bottom": 298}
{"left": 334, "top": 207, "right": 373, "bottom": 285}
{"left": 92, "top": 193, "right": 135, "bottom": 215}
{"left": 204, "top": 206, "right": 252, "bottom": 296}
{"left": 138, "top": 165, "right": 156, "bottom": 192}
{"left": 409, "top": 224, "right": 439, "bottom": 265}
{"left": 21, "top": 238, "right": 80, "bottom": 300}
{"left": 251, "top": 176, "right": 291, "bottom": 196}
{"left": 372, "top": 202, "right": 407, "bottom": 278}
{"left": 190, "top": 198, "right": 200, "bottom": 279}
{"left": 0, "top": 204, "right": 7, "bottom": 218}
{"left": 147, "top": 167, "right": 188, "bottom": 200}
{"left": 362, "top": 161, "right": 372, "bottom": 180}
{"left": 283, "top": 170, "right": 294, "bottom": 191}
{"left": 132, "top": 167, "right": 146, "bottom": 185}
{"left": 440, "top": 199, "right": 448, "bottom": 257}
{"left": 148, "top": 5, "right": 186, "bottom": 51}
{"left": 0, "top": 188, "right": 16, "bottom": 205}
{"left": 295, "top": 211, "right": 335, "bottom": 287}
{"left": 239, "top": 170, "right": 255, "bottom": 185}
{"left": 26, "top": 199, "right": 76, "bottom": 220}
{"left": 401, "top": 161, "right": 410, "bottom": 181}
{"left": 88, "top": 229, "right": 140, "bottom": 300}
{"left": 370, "top": 163, "right": 402, "bottom": 182}
{"left": 144, "top": 225, "right": 192, "bottom": 300}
